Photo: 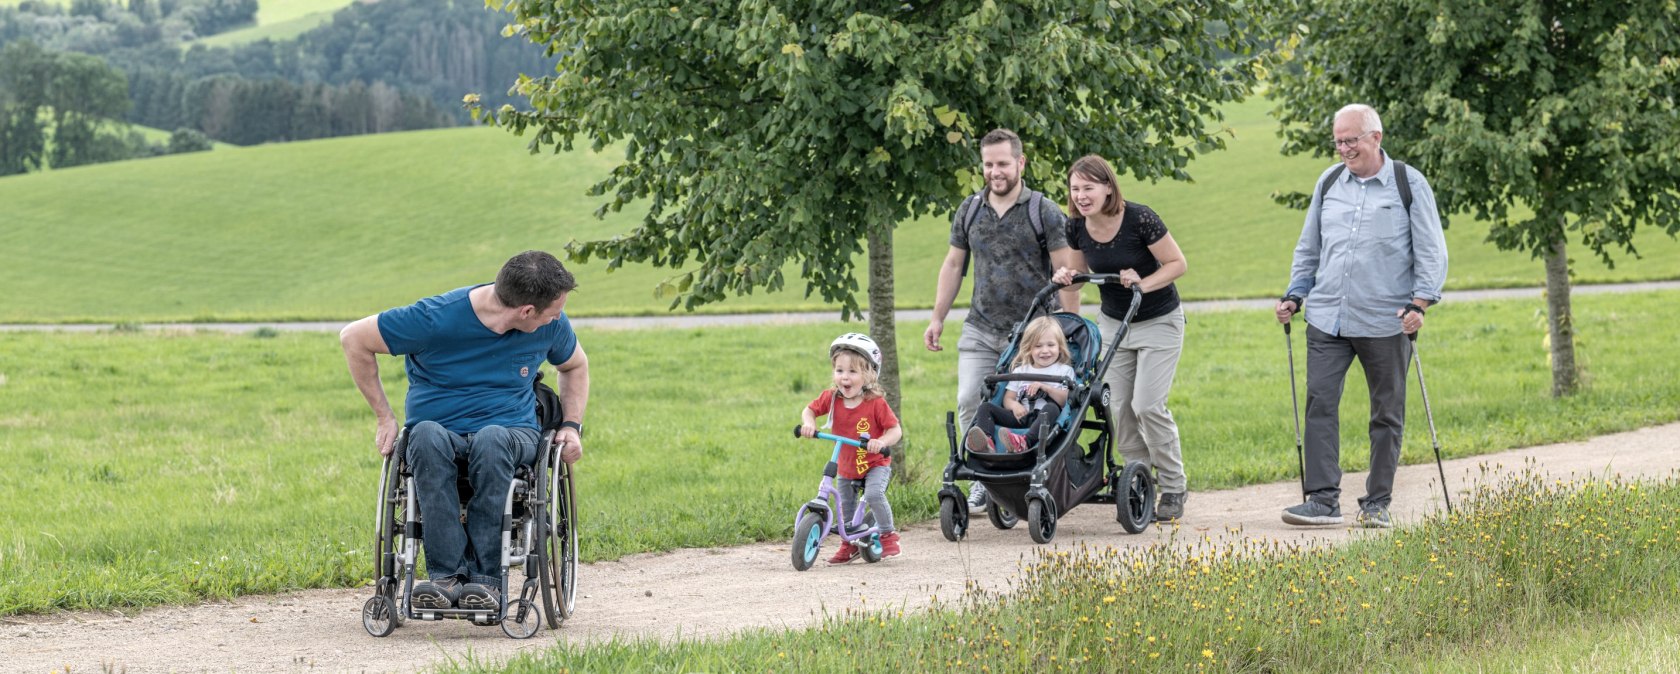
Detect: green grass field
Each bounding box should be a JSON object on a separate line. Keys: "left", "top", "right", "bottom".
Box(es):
{"left": 450, "top": 471, "right": 1680, "bottom": 672}
{"left": 5, "top": 97, "right": 1679, "bottom": 323}
{"left": 2, "top": 291, "right": 1677, "bottom": 615}
{"left": 192, "top": 0, "right": 353, "bottom": 47}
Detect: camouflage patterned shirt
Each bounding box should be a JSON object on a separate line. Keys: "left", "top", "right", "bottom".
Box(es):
{"left": 951, "top": 185, "right": 1069, "bottom": 335}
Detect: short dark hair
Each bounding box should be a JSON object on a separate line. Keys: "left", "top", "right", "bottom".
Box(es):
{"left": 1068, "top": 154, "right": 1124, "bottom": 217}
{"left": 980, "top": 128, "right": 1023, "bottom": 157}
{"left": 495, "top": 250, "right": 576, "bottom": 310}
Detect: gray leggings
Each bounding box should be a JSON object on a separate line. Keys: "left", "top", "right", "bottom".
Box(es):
{"left": 838, "top": 466, "right": 895, "bottom": 534}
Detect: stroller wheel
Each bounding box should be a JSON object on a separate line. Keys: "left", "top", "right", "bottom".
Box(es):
{"left": 986, "top": 499, "right": 1018, "bottom": 530}
{"left": 1027, "top": 498, "right": 1057, "bottom": 544}
{"left": 1117, "top": 461, "right": 1156, "bottom": 534}
{"left": 938, "top": 496, "right": 968, "bottom": 542}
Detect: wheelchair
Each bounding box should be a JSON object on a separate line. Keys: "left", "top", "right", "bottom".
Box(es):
{"left": 362, "top": 422, "right": 579, "bottom": 639}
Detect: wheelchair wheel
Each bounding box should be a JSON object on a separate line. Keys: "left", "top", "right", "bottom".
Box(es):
{"left": 938, "top": 495, "right": 968, "bottom": 542}
{"left": 539, "top": 462, "right": 579, "bottom": 626}
{"left": 986, "top": 499, "right": 1018, "bottom": 530}
{"left": 1117, "top": 461, "right": 1156, "bottom": 534}
{"left": 500, "top": 598, "right": 542, "bottom": 639}
{"left": 362, "top": 595, "right": 396, "bottom": 638}
{"left": 791, "top": 511, "right": 824, "bottom": 571}
{"left": 1027, "top": 497, "right": 1057, "bottom": 544}
{"left": 373, "top": 454, "right": 407, "bottom": 628}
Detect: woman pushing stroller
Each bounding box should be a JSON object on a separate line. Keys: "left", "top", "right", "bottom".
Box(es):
{"left": 1052, "top": 154, "right": 1190, "bottom": 522}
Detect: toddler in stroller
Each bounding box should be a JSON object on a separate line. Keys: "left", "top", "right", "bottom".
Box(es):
{"left": 965, "top": 316, "right": 1076, "bottom": 454}
{"left": 938, "top": 275, "right": 1157, "bottom": 544}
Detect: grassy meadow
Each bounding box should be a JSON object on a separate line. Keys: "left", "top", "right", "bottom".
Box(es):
{"left": 450, "top": 469, "right": 1680, "bottom": 672}
{"left": 2, "top": 291, "right": 1678, "bottom": 615}
{"left": 6, "top": 97, "right": 1680, "bottom": 323}
{"left": 191, "top": 0, "right": 355, "bottom": 47}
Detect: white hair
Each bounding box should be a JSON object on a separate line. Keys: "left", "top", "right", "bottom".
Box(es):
{"left": 1335, "top": 104, "right": 1384, "bottom": 134}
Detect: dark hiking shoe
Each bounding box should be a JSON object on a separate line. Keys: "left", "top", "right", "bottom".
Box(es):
{"left": 410, "top": 576, "right": 461, "bottom": 610}
{"left": 1155, "top": 492, "right": 1187, "bottom": 522}
{"left": 1281, "top": 500, "right": 1343, "bottom": 526}
{"left": 1356, "top": 505, "right": 1393, "bottom": 529}
{"left": 457, "top": 582, "right": 502, "bottom": 611}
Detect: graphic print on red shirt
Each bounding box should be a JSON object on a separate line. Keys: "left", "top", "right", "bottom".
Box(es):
{"left": 807, "top": 389, "right": 900, "bottom": 479}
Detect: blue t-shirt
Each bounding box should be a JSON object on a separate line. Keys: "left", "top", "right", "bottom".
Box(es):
{"left": 378, "top": 284, "right": 578, "bottom": 434}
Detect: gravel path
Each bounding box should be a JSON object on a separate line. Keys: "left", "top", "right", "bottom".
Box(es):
{"left": 10, "top": 422, "right": 1679, "bottom": 673}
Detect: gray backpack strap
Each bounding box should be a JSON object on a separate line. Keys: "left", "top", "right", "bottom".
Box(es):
{"left": 1392, "top": 160, "right": 1413, "bottom": 214}
{"left": 960, "top": 189, "right": 1050, "bottom": 279}
{"left": 958, "top": 189, "right": 987, "bottom": 279}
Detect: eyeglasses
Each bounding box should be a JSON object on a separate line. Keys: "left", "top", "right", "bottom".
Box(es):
{"left": 1332, "top": 131, "right": 1374, "bottom": 149}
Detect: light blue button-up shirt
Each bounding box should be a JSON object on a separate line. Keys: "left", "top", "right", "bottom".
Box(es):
{"left": 1285, "top": 154, "right": 1448, "bottom": 338}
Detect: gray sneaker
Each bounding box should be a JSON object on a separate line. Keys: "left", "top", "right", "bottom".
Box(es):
{"left": 410, "top": 576, "right": 461, "bottom": 610}
{"left": 1281, "top": 500, "right": 1343, "bottom": 526}
{"left": 457, "top": 582, "right": 502, "bottom": 611}
{"left": 1155, "top": 492, "right": 1187, "bottom": 522}
{"left": 1356, "top": 505, "right": 1393, "bottom": 529}
{"left": 966, "top": 483, "right": 990, "bottom": 512}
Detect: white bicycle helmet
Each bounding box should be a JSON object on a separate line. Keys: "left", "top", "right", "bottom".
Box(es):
{"left": 829, "top": 332, "right": 882, "bottom": 370}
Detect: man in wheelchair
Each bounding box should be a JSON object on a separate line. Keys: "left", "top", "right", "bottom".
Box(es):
{"left": 341, "top": 250, "right": 588, "bottom": 612}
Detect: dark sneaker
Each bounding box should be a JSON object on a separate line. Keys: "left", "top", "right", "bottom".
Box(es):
{"left": 827, "top": 542, "right": 859, "bottom": 565}
{"left": 964, "top": 427, "right": 995, "bottom": 453}
{"left": 879, "top": 532, "right": 901, "bottom": 558}
{"left": 456, "top": 582, "right": 502, "bottom": 611}
{"left": 410, "top": 576, "right": 461, "bottom": 610}
{"left": 1356, "top": 505, "right": 1393, "bottom": 529}
{"left": 966, "top": 483, "right": 990, "bottom": 512}
{"left": 1155, "top": 492, "right": 1187, "bottom": 521}
{"left": 1281, "top": 500, "right": 1343, "bottom": 526}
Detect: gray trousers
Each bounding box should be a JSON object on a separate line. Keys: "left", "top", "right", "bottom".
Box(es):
{"left": 1098, "top": 307, "right": 1187, "bottom": 493}
{"left": 1303, "top": 325, "right": 1411, "bottom": 510}
{"left": 838, "top": 466, "right": 895, "bottom": 534}
{"left": 956, "top": 323, "right": 1013, "bottom": 431}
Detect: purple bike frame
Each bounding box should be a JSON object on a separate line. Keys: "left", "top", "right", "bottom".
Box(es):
{"left": 793, "top": 429, "right": 882, "bottom": 547}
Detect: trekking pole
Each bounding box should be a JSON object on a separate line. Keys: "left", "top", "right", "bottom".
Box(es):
{"left": 1409, "top": 332, "right": 1453, "bottom": 514}
{"left": 1284, "top": 322, "right": 1306, "bottom": 498}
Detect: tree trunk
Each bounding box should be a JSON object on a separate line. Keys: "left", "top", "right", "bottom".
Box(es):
{"left": 867, "top": 226, "right": 911, "bottom": 478}
{"left": 1543, "top": 229, "right": 1579, "bottom": 397}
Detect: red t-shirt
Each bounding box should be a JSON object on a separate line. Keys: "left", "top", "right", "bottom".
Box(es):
{"left": 807, "top": 389, "right": 899, "bottom": 479}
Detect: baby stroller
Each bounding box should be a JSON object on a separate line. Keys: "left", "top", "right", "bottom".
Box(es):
{"left": 938, "top": 275, "right": 1156, "bottom": 544}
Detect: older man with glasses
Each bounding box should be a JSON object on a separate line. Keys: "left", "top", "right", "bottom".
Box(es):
{"left": 1273, "top": 103, "right": 1449, "bottom": 529}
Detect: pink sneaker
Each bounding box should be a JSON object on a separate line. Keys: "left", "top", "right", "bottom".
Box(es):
{"left": 827, "top": 542, "right": 859, "bottom": 565}
{"left": 1003, "top": 432, "right": 1029, "bottom": 453}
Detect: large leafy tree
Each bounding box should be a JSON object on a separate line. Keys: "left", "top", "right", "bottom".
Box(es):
{"left": 479, "top": 1, "right": 1278, "bottom": 427}
{"left": 1267, "top": 1, "right": 1680, "bottom": 397}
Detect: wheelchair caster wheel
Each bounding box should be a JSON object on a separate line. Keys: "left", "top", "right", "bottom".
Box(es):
{"left": 362, "top": 595, "right": 397, "bottom": 637}
{"left": 500, "top": 598, "right": 542, "bottom": 639}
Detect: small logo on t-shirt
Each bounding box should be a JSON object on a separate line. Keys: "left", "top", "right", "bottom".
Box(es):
{"left": 856, "top": 418, "right": 870, "bottom": 436}
{"left": 520, "top": 366, "right": 530, "bottom": 378}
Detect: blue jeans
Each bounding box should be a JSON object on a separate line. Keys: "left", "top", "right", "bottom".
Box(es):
{"left": 407, "top": 421, "right": 540, "bottom": 586}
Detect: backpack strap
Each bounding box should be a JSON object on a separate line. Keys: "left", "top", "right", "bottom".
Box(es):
{"left": 960, "top": 188, "right": 1049, "bottom": 279}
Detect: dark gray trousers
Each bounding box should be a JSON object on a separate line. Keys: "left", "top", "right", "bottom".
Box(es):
{"left": 1303, "top": 325, "right": 1411, "bottom": 510}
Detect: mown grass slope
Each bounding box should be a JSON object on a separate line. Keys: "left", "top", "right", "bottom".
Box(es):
{"left": 5, "top": 97, "right": 1679, "bottom": 323}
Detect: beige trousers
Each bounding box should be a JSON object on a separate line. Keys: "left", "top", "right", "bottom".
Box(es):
{"left": 1097, "top": 306, "right": 1186, "bottom": 493}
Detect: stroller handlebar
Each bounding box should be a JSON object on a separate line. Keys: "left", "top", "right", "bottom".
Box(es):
{"left": 982, "top": 373, "right": 1079, "bottom": 390}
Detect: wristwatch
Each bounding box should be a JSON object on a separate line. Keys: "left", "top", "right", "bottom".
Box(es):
{"left": 560, "top": 420, "right": 583, "bottom": 435}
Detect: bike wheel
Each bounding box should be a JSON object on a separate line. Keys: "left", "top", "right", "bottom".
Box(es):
{"left": 792, "top": 511, "right": 824, "bottom": 571}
